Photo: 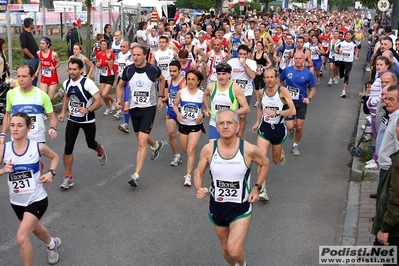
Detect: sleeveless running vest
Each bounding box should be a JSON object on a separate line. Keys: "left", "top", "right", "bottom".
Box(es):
{"left": 179, "top": 88, "right": 204, "bottom": 125}
{"left": 210, "top": 139, "right": 251, "bottom": 204}
{"left": 4, "top": 140, "right": 46, "bottom": 206}
{"left": 210, "top": 82, "right": 237, "bottom": 127}
{"left": 261, "top": 86, "right": 285, "bottom": 124}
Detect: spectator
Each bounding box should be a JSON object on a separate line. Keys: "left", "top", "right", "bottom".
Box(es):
{"left": 20, "top": 18, "right": 39, "bottom": 86}
{"left": 0, "top": 38, "right": 10, "bottom": 81}
{"left": 359, "top": 80, "right": 373, "bottom": 115}
{"left": 66, "top": 19, "right": 83, "bottom": 57}
{"left": 103, "top": 24, "right": 113, "bottom": 49}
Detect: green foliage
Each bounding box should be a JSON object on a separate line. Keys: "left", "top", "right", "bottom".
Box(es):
{"left": 358, "top": 0, "right": 376, "bottom": 8}
{"left": 175, "top": 0, "right": 217, "bottom": 11}
{"left": 231, "top": 1, "right": 262, "bottom": 13}
{"left": 328, "top": 0, "right": 354, "bottom": 10}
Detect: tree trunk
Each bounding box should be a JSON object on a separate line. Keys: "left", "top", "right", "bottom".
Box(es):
{"left": 86, "top": 0, "right": 92, "bottom": 58}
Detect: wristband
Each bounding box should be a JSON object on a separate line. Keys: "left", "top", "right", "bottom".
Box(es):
{"left": 0, "top": 133, "right": 5, "bottom": 137}
{"left": 50, "top": 127, "right": 57, "bottom": 131}
{"left": 158, "top": 95, "right": 165, "bottom": 98}
{"left": 308, "top": 98, "right": 312, "bottom": 102}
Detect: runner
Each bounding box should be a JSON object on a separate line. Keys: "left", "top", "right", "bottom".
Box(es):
{"left": 279, "top": 52, "right": 316, "bottom": 156}
{"left": 206, "top": 39, "right": 227, "bottom": 84}
{"left": 194, "top": 109, "right": 269, "bottom": 266}
{"left": 1, "top": 65, "right": 57, "bottom": 145}
{"left": 335, "top": 31, "right": 359, "bottom": 98}
{"left": 151, "top": 35, "right": 179, "bottom": 83}
{"left": 252, "top": 41, "right": 272, "bottom": 108}
{"left": 96, "top": 39, "right": 116, "bottom": 115}
{"left": 115, "top": 45, "right": 165, "bottom": 188}
{"left": 252, "top": 67, "right": 296, "bottom": 201}
{"left": 173, "top": 69, "right": 205, "bottom": 187}
{"left": 309, "top": 34, "right": 326, "bottom": 85}
{"left": 68, "top": 43, "right": 94, "bottom": 78}
{"left": 227, "top": 44, "right": 257, "bottom": 138}
{"left": 164, "top": 60, "right": 185, "bottom": 166}
{"left": 0, "top": 112, "right": 61, "bottom": 265}
{"left": 113, "top": 41, "right": 131, "bottom": 119}
{"left": 35, "top": 37, "right": 61, "bottom": 101}
{"left": 203, "top": 62, "right": 250, "bottom": 140}
{"left": 57, "top": 58, "right": 107, "bottom": 189}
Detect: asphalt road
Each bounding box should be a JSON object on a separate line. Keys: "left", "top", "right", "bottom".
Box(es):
{"left": 0, "top": 52, "right": 369, "bottom": 265}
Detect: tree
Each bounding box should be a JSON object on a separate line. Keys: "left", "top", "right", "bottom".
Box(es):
{"left": 232, "top": 1, "right": 262, "bottom": 13}
{"left": 175, "top": 0, "right": 217, "bottom": 11}
{"left": 85, "top": 0, "right": 92, "bottom": 58}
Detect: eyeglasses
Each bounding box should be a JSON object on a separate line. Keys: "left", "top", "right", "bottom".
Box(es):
{"left": 383, "top": 97, "right": 397, "bottom": 102}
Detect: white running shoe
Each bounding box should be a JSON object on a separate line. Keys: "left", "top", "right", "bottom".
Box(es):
{"left": 365, "top": 162, "right": 378, "bottom": 170}
{"left": 334, "top": 77, "right": 339, "bottom": 84}
{"left": 47, "top": 237, "right": 61, "bottom": 265}
{"left": 184, "top": 174, "right": 192, "bottom": 187}
{"left": 170, "top": 156, "right": 182, "bottom": 166}
{"left": 60, "top": 177, "right": 74, "bottom": 189}
{"left": 113, "top": 109, "right": 123, "bottom": 119}
{"left": 366, "top": 159, "right": 376, "bottom": 165}
{"left": 128, "top": 173, "right": 139, "bottom": 187}
{"left": 328, "top": 79, "right": 332, "bottom": 86}
{"left": 279, "top": 149, "right": 286, "bottom": 166}
{"left": 103, "top": 109, "right": 111, "bottom": 115}
{"left": 98, "top": 145, "right": 107, "bottom": 166}
{"left": 259, "top": 188, "right": 269, "bottom": 202}
{"left": 340, "top": 90, "right": 346, "bottom": 98}
{"left": 254, "top": 101, "right": 259, "bottom": 108}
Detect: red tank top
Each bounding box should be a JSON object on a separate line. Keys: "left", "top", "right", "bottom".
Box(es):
{"left": 273, "top": 34, "right": 282, "bottom": 44}
{"left": 39, "top": 50, "right": 57, "bottom": 79}
{"left": 320, "top": 33, "right": 331, "bottom": 51}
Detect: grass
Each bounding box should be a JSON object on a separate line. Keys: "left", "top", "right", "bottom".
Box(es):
{"left": 7, "top": 39, "right": 96, "bottom": 70}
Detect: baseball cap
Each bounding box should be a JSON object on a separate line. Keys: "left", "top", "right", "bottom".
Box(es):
{"left": 215, "top": 63, "right": 232, "bottom": 73}
{"left": 73, "top": 19, "right": 83, "bottom": 26}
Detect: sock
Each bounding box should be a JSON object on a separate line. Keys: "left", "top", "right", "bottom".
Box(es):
{"left": 293, "top": 143, "right": 298, "bottom": 146}
{"left": 97, "top": 146, "right": 104, "bottom": 156}
{"left": 65, "top": 172, "right": 72, "bottom": 179}
{"left": 134, "top": 172, "right": 139, "bottom": 178}
{"left": 47, "top": 237, "right": 55, "bottom": 249}
{"left": 124, "top": 109, "right": 130, "bottom": 124}
{"left": 153, "top": 142, "right": 159, "bottom": 149}
{"left": 175, "top": 153, "right": 181, "bottom": 158}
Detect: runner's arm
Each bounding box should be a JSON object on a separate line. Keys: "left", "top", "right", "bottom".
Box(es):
{"left": 280, "top": 87, "right": 296, "bottom": 117}
{"left": 233, "top": 84, "right": 250, "bottom": 115}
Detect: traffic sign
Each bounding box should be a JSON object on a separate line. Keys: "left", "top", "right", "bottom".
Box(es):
{"left": 377, "top": 0, "right": 390, "bottom": 12}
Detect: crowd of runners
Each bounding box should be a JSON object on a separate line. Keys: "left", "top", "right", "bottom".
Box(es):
{"left": 1, "top": 6, "right": 398, "bottom": 266}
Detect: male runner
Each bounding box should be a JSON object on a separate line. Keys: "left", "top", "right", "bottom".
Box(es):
{"left": 194, "top": 109, "right": 269, "bottom": 266}
{"left": 58, "top": 58, "right": 107, "bottom": 189}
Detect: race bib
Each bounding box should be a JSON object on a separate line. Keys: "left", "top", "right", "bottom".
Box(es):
{"left": 159, "top": 64, "right": 168, "bottom": 71}
{"left": 69, "top": 101, "right": 84, "bottom": 115}
{"left": 214, "top": 104, "right": 231, "bottom": 111}
{"left": 214, "top": 179, "right": 242, "bottom": 203}
{"left": 311, "top": 51, "right": 319, "bottom": 60}
{"left": 29, "top": 115, "right": 38, "bottom": 133}
{"left": 180, "top": 71, "right": 186, "bottom": 78}
{"left": 287, "top": 86, "right": 300, "bottom": 100}
{"left": 343, "top": 52, "right": 350, "bottom": 60}
{"left": 182, "top": 105, "right": 199, "bottom": 119}
{"left": 235, "top": 79, "right": 248, "bottom": 90}
{"left": 8, "top": 170, "right": 35, "bottom": 194}
{"left": 322, "top": 41, "right": 329, "bottom": 47}
{"left": 42, "top": 67, "right": 51, "bottom": 78}
{"left": 263, "top": 106, "right": 278, "bottom": 122}
{"left": 100, "top": 66, "right": 108, "bottom": 76}
{"left": 257, "top": 64, "right": 264, "bottom": 72}
{"left": 168, "top": 93, "right": 176, "bottom": 107}
{"left": 133, "top": 91, "right": 150, "bottom": 105}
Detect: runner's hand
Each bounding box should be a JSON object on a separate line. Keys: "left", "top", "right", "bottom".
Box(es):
{"left": 2, "top": 159, "right": 14, "bottom": 175}
{"left": 248, "top": 190, "right": 259, "bottom": 203}
{"left": 196, "top": 187, "right": 209, "bottom": 200}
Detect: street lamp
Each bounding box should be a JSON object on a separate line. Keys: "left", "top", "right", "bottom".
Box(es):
{"left": 239, "top": 0, "right": 245, "bottom": 15}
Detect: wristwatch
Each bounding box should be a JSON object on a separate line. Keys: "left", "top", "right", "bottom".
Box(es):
{"left": 275, "top": 110, "right": 280, "bottom": 116}
{"left": 254, "top": 184, "right": 262, "bottom": 191}
{"left": 158, "top": 95, "right": 165, "bottom": 98}
{"left": 48, "top": 169, "right": 56, "bottom": 178}
{"left": 87, "top": 107, "right": 92, "bottom": 112}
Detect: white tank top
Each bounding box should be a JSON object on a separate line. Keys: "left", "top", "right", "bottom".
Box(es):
{"left": 210, "top": 139, "right": 251, "bottom": 203}
{"left": 154, "top": 49, "right": 174, "bottom": 80}
{"left": 207, "top": 50, "right": 226, "bottom": 82}
{"left": 179, "top": 87, "right": 204, "bottom": 126}
{"left": 147, "top": 35, "right": 159, "bottom": 53}
{"left": 261, "top": 86, "right": 285, "bottom": 124}
{"left": 117, "top": 52, "right": 131, "bottom": 77}
{"left": 4, "top": 140, "right": 47, "bottom": 206}
{"left": 197, "top": 40, "right": 208, "bottom": 62}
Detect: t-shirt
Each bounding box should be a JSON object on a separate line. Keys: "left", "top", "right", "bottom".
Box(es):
{"left": 20, "top": 29, "right": 38, "bottom": 60}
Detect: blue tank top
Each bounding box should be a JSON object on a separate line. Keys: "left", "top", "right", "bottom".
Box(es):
{"left": 167, "top": 78, "right": 184, "bottom": 119}
{"left": 231, "top": 34, "right": 243, "bottom": 59}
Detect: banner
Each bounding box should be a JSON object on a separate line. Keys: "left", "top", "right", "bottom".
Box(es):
{"left": 0, "top": 0, "right": 7, "bottom": 6}
{"left": 313, "top": 0, "right": 317, "bottom": 8}
{"left": 53, "top": 1, "right": 82, "bottom": 12}
{"left": 321, "top": 0, "right": 328, "bottom": 11}
{"left": 25, "top": 11, "right": 119, "bottom": 25}
{"left": 0, "top": 12, "right": 22, "bottom": 26}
